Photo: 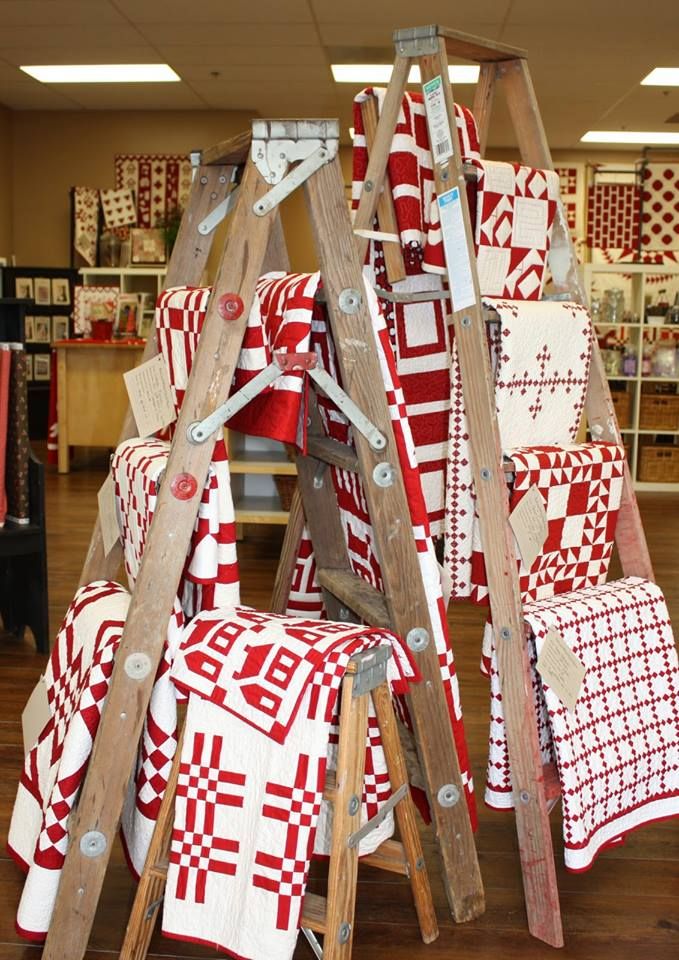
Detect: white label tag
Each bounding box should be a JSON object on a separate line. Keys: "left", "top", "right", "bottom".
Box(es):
{"left": 536, "top": 628, "right": 587, "bottom": 713}
{"left": 124, "top": 353, "right": 176, "bottom": 438}
{"left": 438, "top": 561, "right": 452, "bottom": 609}
{"left": 438, "top": 187, "right": 476, "bottom": 311}
{"left": 22, "top": 675, "right": 52, "bottom": 756}
{"left": 97, "top": 473, "right": 120, "bottom": 557}
{"left": 508, "top": 484, "right": 548, "bottom": 571}
{"left": 422, "top": 75, "right": 454, "bottom": 163}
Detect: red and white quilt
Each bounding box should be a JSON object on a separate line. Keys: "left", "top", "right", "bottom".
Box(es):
{"left": 444, "top": 298, "right": 593, "bottom": 598}
{"left": 486, "top": 578, "right": 679, "bottom": 872}
{"left": 351, "top": 87, "right": 480, "bottom": 274}
{"left": 471, "top": 443, "right": 625, "bottom": 605}
{"left": 469, "top": 160, "right": 560, "bottom": 300}
{"left": 72, "top": 186, "right": 100, "bottom": 266}
{"left": 587, "top": 181, "right": 640, "bottom": 252}
{"left": 111, "top": 436, "right": 240, "bottom": 618}
{"left": 7, "top": 581, "right": 183, "bottom": 938}
{"left": 114, "top": 153, "right": 192, "bottom": 228}
{"left": 164, "top": 609, "right": 414, "bottom": 959}
{"left": 99, "top": 187, "right": 137, "bottom": 229}
{"left": 641, "top": 163, "right": 679, "bottom": 251}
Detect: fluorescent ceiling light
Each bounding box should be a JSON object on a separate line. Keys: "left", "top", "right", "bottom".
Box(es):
{"left": 20, "top": 64, "right": 180, "bottom": 83}
{"left": 581, "top": 130, "right": 679, "bottom": 144}
{"left": 331, "top": 64, "right": 479, "bottom": 84}
{"left": 641, "top": 67, "right": 679, "bottom": 86}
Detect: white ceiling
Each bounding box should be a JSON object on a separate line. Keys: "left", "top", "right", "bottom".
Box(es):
{"left": 1, "top": 0, "right": 679, "bottom": 148}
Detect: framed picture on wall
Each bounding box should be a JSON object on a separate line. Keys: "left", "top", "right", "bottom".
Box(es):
{"left": 33, "top": 316, "right": 51, "bottom": 343}
{"left": 33, "top": 353, "right": 51, "bottom": 381}
{"left": 24, "top": 316, "right": 35, "bottom": 342}
{"left": 15, "top": 277, "right": 34, "bottom": 300}
{"left": 25, "top": 355, "right": 33, "bottom": 380}
{"left": 34, "top": 277, "right": 52, "bottom": 305}
{"left": 130, "top": 228, "right": 166, "bottom": 265}
{"left": 51, "top": 277, "right": 71, "bottom": 305}
{"left": 73, "top": 285, "right": 119, "bottom": 335}
{"left": 52, "top": 315, "right": 70, "bottom": 341}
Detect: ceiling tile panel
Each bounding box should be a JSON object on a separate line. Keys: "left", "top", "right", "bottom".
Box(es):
{"left": 137, "top": 23, "right": 319, "bottom": 46}
{"left": 113, "top": 0, "right": 313, "bottom": 23}
{"left": 0, "top": 1, "right": 128, "bottom": 26}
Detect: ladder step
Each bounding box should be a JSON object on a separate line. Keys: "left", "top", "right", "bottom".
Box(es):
{"left": 301, "top": 892, "right": 327, "bottom": 934}
{"left": 316, "top": 567, "right": 391, "bottom": 628}
{"left": 361, "top": 838, "right": 410, "bottom": 876}
{"left": 306, "top": 435, "right": 359, "bottom": 472}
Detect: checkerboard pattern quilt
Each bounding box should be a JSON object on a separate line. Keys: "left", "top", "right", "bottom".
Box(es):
{"left": 587, "top": 181, "right": 640, "bottom": 251}
{"left": 486, "top": 578, "right": 679, "bottom": 872}
{"left": 165, "top": 609, "right": 413, "bottom": 958}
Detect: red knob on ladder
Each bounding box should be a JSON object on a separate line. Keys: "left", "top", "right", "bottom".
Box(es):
{"left": 218, "top": 293, "right": 244, "bottom": 320}
{"left": 170, "top": 473, "right": 198, "bottom": 500}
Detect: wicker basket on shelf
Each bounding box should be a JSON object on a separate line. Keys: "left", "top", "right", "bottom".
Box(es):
{"left": 639, "top": 385, "right": 679, "bottom": 431}
{"left": 638, "top": 444, "right": 679, "bottom": 483}
{"left": 610, "top": 388, "right": 632, "bottom": 428}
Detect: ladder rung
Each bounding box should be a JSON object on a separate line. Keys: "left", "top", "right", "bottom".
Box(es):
{"left": 436, "top": 25, "right": 526, "bottom": 61}
{"left": 301, "top": 892, "right": 327, "bottom": 934}
{"left": 361, "top": 838, "right": 410, "bottom": 876}
{"left": 316, "top": 567, "right": 391, "bottom": 628}
{"left": 306, "top": 435, "right": 359, "bottom": 472}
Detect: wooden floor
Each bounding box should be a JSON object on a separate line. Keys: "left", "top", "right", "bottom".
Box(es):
{"left": 2, "top": 450, "right": 678, "bottom": 959}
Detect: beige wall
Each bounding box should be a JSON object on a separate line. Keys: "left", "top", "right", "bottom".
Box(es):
{"left": 0, "top": 106, "right": 13, "bottom": 259}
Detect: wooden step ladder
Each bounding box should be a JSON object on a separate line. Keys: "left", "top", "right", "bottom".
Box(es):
{"left": 350, "top": 23, "right": 655, "bottom": 948}
{"left": 41, "top": 116, "right": 483, "bottom": 960}
{"left": 120, "top": 646, "right": 438, "bottom": 960}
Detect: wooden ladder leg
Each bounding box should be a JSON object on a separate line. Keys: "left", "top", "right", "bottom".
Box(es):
{"left": 119, "top": 724, "right": 185, "bottom": 960}
{"left": 371, "top": 680, "right": 438, "bottom": 944}
{"left": 323, "top": 667, "right": 369, "bottom": 960}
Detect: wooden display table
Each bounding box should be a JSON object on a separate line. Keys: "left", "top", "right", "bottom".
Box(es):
{"left": 55, "top": 339, "right": 145, "bottom": 474}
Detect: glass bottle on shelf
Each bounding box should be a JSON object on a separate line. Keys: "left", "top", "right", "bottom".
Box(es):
{"left": 641, "top": 341, "right": 654, "bottom": 376}
{"left": 623, "top": 343, "right": 637, "bottom": 376}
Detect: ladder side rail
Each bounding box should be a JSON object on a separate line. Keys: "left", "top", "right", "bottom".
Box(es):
{"left": 42, "top": 160, "right": 275, "bottom": 960}
{"left": 79, "top": 162, "right": 238, "bottom": 586}
{"left": 471, "top": 62, "right": 498, "bottom": 157}
{"left": 418, "top": 40, "right": 563, "bottom": 947}
{"left": 304, "top": 155, "right": 484, "bottom": 923}
{"left": 497, "top": 57, "right": 654, "bottom": 582}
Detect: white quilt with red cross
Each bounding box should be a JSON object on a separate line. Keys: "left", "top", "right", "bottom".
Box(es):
{"left": 486, "top": 578, "right": 679, "bottom": 872}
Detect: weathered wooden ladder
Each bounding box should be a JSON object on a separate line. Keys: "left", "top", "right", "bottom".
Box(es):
{"left": 41, "top": 114, "right": 483, "bottom": 959}
{"left": 351, "top": 23, "right": 654, "bottom": 948}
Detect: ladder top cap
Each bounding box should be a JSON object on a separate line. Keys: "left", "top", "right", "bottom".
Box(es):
{"left": 252, "top": 119, "right": 340, "bottom": 141}
{"left": 393, "top": 24, "right": 527, "bottom": 62}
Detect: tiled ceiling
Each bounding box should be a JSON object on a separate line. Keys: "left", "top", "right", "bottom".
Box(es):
{"left": 1, "top": 0, "right": 679, "bottom": 148}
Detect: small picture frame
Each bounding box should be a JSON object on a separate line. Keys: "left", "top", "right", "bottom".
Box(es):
{"left": 33, "top": 316, "right": 51, "bottom": 343}
{"left": 52, "top": 315, "right": 70, "bottom": 341}
{"left": 24, "top": 316, "right": 35, "bottom": 342}
{"left": 33, "top": 353, "right": 51, "bottom": 381}
{"left": 34, "top": 277, "right": 52, "bottom": 305}
{"left": 130, "top": 227, "right": 166, "bottom": 265}
{"left": 114, "top": 293, "right": 141, "bottom": 338}
{"left": 51, "top": 277, "right": 71, "bottom": 305}
{"left": 25, "top": 355, "right": 33, "bottom": 380}
{"left": 15, "top": 277, "right": 34, "bottom": 300}
{"left": 73, "top": 285, "right": 119, "bottom": 336}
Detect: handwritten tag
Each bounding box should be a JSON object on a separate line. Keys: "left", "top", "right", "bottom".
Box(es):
{"left": 97, "top": 473, "right": 120, "bottom": 557}
{"left": 509, "top": 484, "right": 548, "bottom": 571}
{"left": 536, "top": 628, "right": 587, "bottom": 713}
{"left": 124, "top": 354, "right": 175, "bottom": 438}
{"left": 22, "top": 675, "right": 52, "bottom": 756}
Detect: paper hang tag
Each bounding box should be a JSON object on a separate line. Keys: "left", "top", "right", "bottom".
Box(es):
{"left": 124, "top": 353, "right": 176, "bottom": 438}
{"left": 508, "top": 484, "right": 548, "bottom": 572}
{"left": 536, "top": 628, "right": 587, "bottom": 713}
{"left": 97, "top": 473, "right": 120, "bottom": 557}
{"left": 422, "top": 75, "right": 454, "bottom": 164}
{"left": 22, "top": 675, "right": 52, "bottom": 756}
{"left": 437, "top": 187, "right": 476, "bottom": 312}
{"left": 438, "top": 561, "right": 452, "bottom": 609}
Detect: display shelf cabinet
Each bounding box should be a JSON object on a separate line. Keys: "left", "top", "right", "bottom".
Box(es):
{"left": 78, "top": 266, "right": 167, "bottom": 317}
{"left": 583, "top": 261, "right": 679, "bottom": 490}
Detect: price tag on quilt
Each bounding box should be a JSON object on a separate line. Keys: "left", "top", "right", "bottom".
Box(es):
{"left": 536, "top": 628, "right": 587, "bottom": 713}
{"left": 97, "top": 472, "right": 120, "bottom": 557}
{"left": 21, "top": 675, "right": 51, "bottom": 756}
{"left": 508, "top": 484, "right": 548, "bottom": 571}
{"left": 422, "top": 75, "right": 454, "bottom": 163}
{"left": 438, "top": 187, "right": 476, "bottom": 310}
{"left": 124, "top": 353, "right": 176, "bottom": 438}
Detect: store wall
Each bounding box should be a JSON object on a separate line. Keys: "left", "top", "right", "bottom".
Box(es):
{"left": 0, "top": 106, "right": 13, "bottom": 259}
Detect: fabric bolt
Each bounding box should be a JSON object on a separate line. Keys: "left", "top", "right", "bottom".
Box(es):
{"left": 111, "top": 436, "right": 240, "bottom": 618}
{"left": 99, "top": 187, "right": 137, "bottom": 229}
{"left": 114, "top": 154, "right": 192, "bottom": 229}
{"left": 164, "top": 608, "right": 413, "bottom": 959}
{"left": 46, "top": 353, "right": 58, "bottom": 467}
{"left": 469, "top": 160, "right": 560, "bottom": 300}
{"left": 470, "top": 443, "right": 625, "bottom": 605}
{"left": 0, "top": 345, "right": 12, "bottom": 525}
{"left": 72, "top": 186, "right": 100, "bottom": 266}
{"left": 587, "top": 181, "right": 640, "bottom": 251}
{"left": 444, "top": 298, "right": 593, "bottom": 598}
{"left": 351, "top": 87, "right": 480, "bottom": 275}
{"left": 486, "top": 578, "right": 679, "bottom": 872}
{"left": 6, "top": 345, "right": 30, "bottom": 523}
{"left": 640, "top": 163, "right": 679, "bottom": 250}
